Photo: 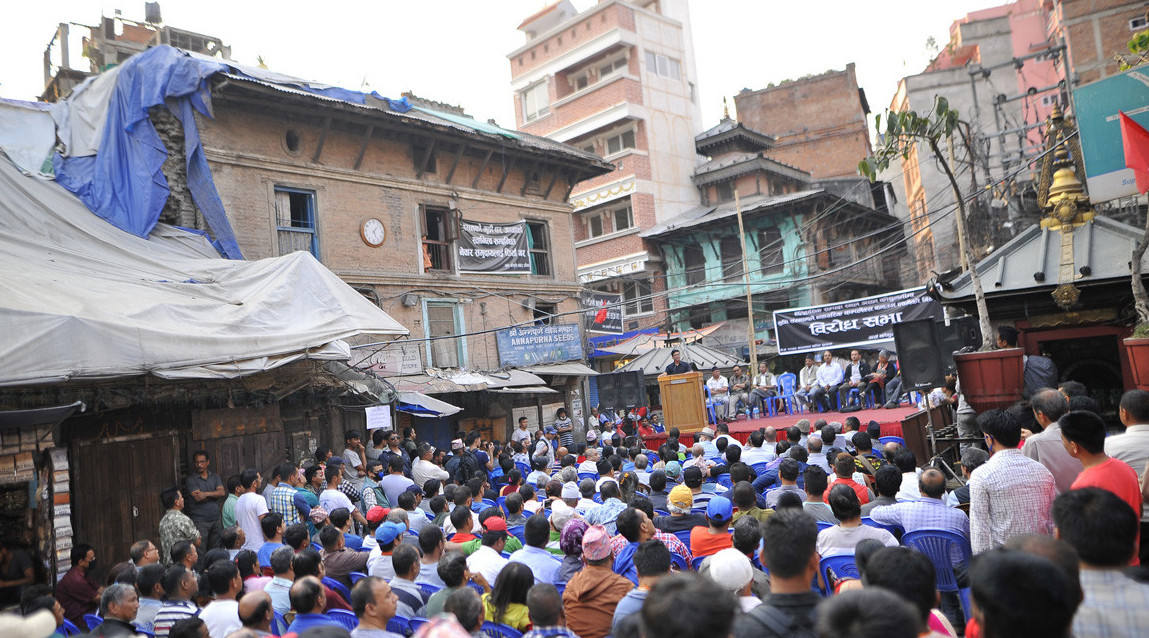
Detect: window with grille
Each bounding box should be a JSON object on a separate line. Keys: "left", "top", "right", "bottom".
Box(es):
{"left": 623, "top": 279, "right": 653, "bottom": 315}
{"left": 720, "top": 236, "right": 743, "bottom": 282}
{"left": 684, "top": 245, "right": 706, "bottom": 285}
{"left": 274, "top": 187, "right": 318, "bottom": 258}
{"left": 605, "top": 129, "right": 636, "bottom": 156}
{"left": 522, "top": 83, "right": 550, "bottom": 122}
{"left": 526, "top": 221, "right": 552, "bottom": 276}
{"left": 758, "top": 227, "right": 784, "bottom": 274}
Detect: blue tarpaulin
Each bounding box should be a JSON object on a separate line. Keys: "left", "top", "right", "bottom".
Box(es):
{"left": 53, "top": 46, "right": 244, "bottom": 259}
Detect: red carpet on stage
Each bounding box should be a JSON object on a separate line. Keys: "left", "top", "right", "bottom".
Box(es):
{"left": 644, "top": 405, "right": 919, "bottom": 449}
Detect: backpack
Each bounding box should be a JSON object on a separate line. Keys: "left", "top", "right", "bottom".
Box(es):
{"left": 740, "top": 601, "right": 817, "bottom": 638}
{"left": 452, "top": 450, "right": 477, "bottom": 485}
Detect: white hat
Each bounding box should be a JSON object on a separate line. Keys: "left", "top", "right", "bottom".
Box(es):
{"left": 586, "top": 428, "right": 598, "bottom": 442}
{"left": 708, "top": 548, "right": 753, "bottom": 592}
{"left": 561, "top": 482, "right": 580, "bottom": 500}
{"left": 0, "top": 610, "right": 56, "bottom": 638}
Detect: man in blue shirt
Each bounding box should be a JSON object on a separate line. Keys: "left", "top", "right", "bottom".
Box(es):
{"left": 285, "top": 576, "right": 342, "bottom": 633}
{"left": 507, "top": 514, "right": 561, "bottom": 585}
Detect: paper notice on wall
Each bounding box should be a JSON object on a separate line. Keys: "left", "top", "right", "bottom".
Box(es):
{"left": 365, "top": 406, "right": 393, "bottom": 431}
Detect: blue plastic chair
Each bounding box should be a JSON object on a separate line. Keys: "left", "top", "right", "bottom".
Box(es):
{"left": 673, "top": 529, "right": 693, "bottom": 549}
{"left": 577, "top": 471, "right": 598, "bottom": 482}
{"left": 496, "top": 495, "right": 508, "bottom": 514}
{"left": 311, "top": 542, "right": 323, "bottom": 553}
{"left": 704, "top": 386, "right": 719, "bottom": 424}
{"left": 468, "top": 581, "right": 485, "bottom": 595}
{"left": 819, "top": 554, "right": 860, "bottom": 596}
{"left": 273, "top": 611, "right": 288, "bottom": 635}
{"left": 860, "top": 516, "right": 904, "bottom": 540}
{"left": 715, "top": 473, "right": 733, "bottom": 489}
{"left": 669, "top": 552, "right": 688, "bottom": 571}
{"left": 84, "top": 614, "right": 104, "bottom": 631}
{"left": 902, "top": 529, "right": 973, "bottom": 619}
{"left": 388, "top": 615, "right": 413, "bottom": 636}
{"left": 481, "top": 621, "right": 524, "bottom": 638}
{"left": 409, "top": 617, "right": 429, "bottom": 634}
{"left": 878, "top": 436, "right": 906, "bottom": 448}
{"left": 654, "top": 509, "right": 670, "bottom": 518}
{"left": 749, "top": 462, "right": 769, "bottom": 477}
{"left": 507, "top": 525, "right": 526, "bottom": 544}
{"left": 815, "top": 520, "right": 835, "bottom": 532}
{"left": 482, "top": 498, "right": 498, "bottom": 510}
{"left": 644, "top": 451, "right": 660, "bottom": 466}
{"left": 554, "top": 581, "right": 566, "bottom": 597}
{"left": 328, "top": 608, "right": 358, "bottom": 631}
{"left": 61, "top": 619, "right": 81, "bottom": 636}
{"left": 322, "top": 576, "right": 352, "bottom": 602}
{"left": 349, "top": 571, "right": 367, "bottom": 584}
{"left": 772, "top": 372, "right": 800, "bottom": 416}
{"left": 690, "top": 555, "right": 706, "bottom": 570}
{"left": 419, "top": 582, "right": 443, "bottom": 597}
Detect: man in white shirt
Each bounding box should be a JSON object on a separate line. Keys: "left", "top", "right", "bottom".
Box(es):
{"left": 235, "top": 469, "right": 269, "bottom": 552}
{"left": 342, "top": 430, "right": 368, "bottom": 493}
{"left": 511, "top": 417, "right": 533, "bottom": 444}
{"left": 466, "top": 519, "right": 509, "bottom": 586}
{"left": 1104, "top": 389, "right": 1149, "bottom": 560}
{"left": 740, "top": 428, "right": 776, "bottom": 466}
{"left": 411, "top": 443, "right": 449, "bottom": 492}
{"left": 810, "top": 350, "right": 844, "bottom": 413}
{"left": 795, "top": 355, "right": 819, "bottom": 411}
{"left": 705, "top": 368, "right": 730, "bottom": 421}
{"left": 199, "top": 560, "right": 244, "bottom": 638}
{"left": 319, "top": 468, "right": 366, "bottom": 527}
{"left": 817, "top": 485, "right": 898, "bottom": 557}
{"left": 578, "top": 448, "right": 601, "bottom": 475}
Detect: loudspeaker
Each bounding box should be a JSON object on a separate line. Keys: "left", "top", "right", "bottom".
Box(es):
{"left": 935, "top": 316, "right": 982, "bottom": 374}
{"left": 618, "top": 371, "right": 647, "bottom": 409}
{"left": 893, "top": 319, "right": 947, "bottom": 391}
{"left": 596, "top": 375, "right": 620, "bottom": 411}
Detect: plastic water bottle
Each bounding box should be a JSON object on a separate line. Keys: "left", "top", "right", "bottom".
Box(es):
{"left": 751, "top": 406, "right": 760, "bottom": 419}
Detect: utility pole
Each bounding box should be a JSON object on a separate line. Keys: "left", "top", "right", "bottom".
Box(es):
{"left": 734, "top": 188, "right": 757, "bottom": 370}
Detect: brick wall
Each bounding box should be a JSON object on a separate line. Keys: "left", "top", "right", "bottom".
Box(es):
{"left": 733, "top": 65, "right": 872, "bottom": 180}
{"left": 1054, "top": 0, "right": 1146, "bottom": 85}
{"left": 520, "top": 73, "right": 645, "bottom": 137}
{"left": 511, "top": 3, "right": 637, "bottom": 81}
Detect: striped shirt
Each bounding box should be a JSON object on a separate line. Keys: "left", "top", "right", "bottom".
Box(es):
{"left": 152, "top": 600, "right": 198, "bottom": 638}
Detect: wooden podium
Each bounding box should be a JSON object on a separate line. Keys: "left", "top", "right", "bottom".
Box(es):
{"left": 658, "top": 371, "right": 708, "bottom": 433}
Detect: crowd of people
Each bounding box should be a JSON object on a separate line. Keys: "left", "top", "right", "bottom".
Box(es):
{"left": 6, "top": 384, "right": 1149, "bottom": 638}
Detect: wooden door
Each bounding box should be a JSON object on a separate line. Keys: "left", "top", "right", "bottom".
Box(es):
{"left": 72, "top": 434, "right": 180, "bottom": 582}
{"left": 196, "top": 432, "right": 286, "bottom": 483}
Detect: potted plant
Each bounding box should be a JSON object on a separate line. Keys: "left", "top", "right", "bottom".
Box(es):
{"left": 861, "top": 100, "right": 1023, "bottom": 411}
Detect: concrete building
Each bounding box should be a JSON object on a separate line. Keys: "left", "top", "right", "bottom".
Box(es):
{"left": 642, "top": 116, "right": 903, "bottom": 356}
{"left": 507, "top": 0, "right": 704, "bottom": 335}
{"left": 883, "top": 0, "right": 1063, "bottom": 283}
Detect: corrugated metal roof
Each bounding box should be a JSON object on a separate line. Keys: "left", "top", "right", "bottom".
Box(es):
{"left": 640, "top": 190, "right": 826, "bottom": 237}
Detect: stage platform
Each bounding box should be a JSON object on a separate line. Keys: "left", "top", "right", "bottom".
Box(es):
{"left": 643, "top": 405, "right": 919, "bottom": 450}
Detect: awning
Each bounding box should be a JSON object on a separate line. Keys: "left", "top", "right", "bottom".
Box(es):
{"left": 0, "top": 401, "right": 85, "bottom": 428}
{"left": 483, "top": 370, "right": 547, "bottom": 388}
{"left": 521, "top": 362, "right": 599, "bottom": 376}
{"left": 599, "top": 323, "right": 726, "bottom": 356}
{"left": 397, "top": 391, "right": 462, "bottom": 417}
{"left": 488, "top": 386, "right": 559, "bottom": 394}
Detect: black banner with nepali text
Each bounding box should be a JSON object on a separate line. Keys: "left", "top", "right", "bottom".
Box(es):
{"left": 773, "top": 287, "right": 943, "bottom": 355}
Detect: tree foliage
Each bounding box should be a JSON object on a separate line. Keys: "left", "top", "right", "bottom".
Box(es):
{"left": 859, "top": 97, "right": 959, "bottom": 182}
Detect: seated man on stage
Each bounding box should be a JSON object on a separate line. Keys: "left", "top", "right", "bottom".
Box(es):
{"left": 727, "top": 365, "right": 752, "bottom": 420}
{"left": 794, "top": 355, "right": 818, "bottom": 411}
{"left": 809, "top": 351, "right": 844, "bottom": 412}
{"left": 705, "top": 368, "right": 731, "bottom": 424}
{"left": 749, "top": 363, "right": 777, "bottom": 415}
{"left": 864, "top": 350, "right": 897, "bottom": 406}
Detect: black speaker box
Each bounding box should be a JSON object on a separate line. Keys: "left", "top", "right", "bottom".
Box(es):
{"left": 893, "top": 319, "right": 947, "bottom": 391}
{"left": 935, "top": 317, "right": 982, "bottom": 374}
{"left": 618, "top": 371, "right": 648, "bottom": 409}
{"left": 597, "top": 374, "right": 620, "bottom": 411}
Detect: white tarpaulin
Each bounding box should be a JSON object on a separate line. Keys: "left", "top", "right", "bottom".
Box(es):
{"left": 0, "top": 158, "right": 408, "bottom": 386}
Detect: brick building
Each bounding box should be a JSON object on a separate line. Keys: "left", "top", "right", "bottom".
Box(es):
{"left": 507, "top": 0, "right": 704, "bottom": 338}
{"left": 1048, "top": 0, "right": 1149, "bottom": 86}
{"left": 733, "top": 64, "right": 873, "bottom": 184}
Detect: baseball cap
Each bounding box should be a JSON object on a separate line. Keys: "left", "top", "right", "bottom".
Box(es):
{"left": 375, "top": 521, "right": 406, "bottom": 545}
{"left": 451, "top": 439, "right": 465, "bottom": 450}
{"left": 365, "top": 506, "right": 389, "bottom": 524}
{"left": 405, "top": 484, "right": 423, "bottom": 495}
{"left": 707, "top": 496, "right": 733, "bottom": 524}
{"left": 668, "top": 484, "right": 693, "bottom": 510}
{"left": 309, "top": 507, "right": 329, "bottom": 524}
{"left": 561, "top": 482, "right": 580, "bottom": 500}
{"left": 664, "top": 461, "right": 682, "bottom": 479}
{"left": 483, "top": 517, "right": 508, "bottom": 533}
{"left": 582, "top": 525, "right": 613, "bottom": 561}
{"left": 708, "top": 548, "right": 753, "bottom": 592}
{"left": 544, "top": 426, "right": 558, "bottom": 435}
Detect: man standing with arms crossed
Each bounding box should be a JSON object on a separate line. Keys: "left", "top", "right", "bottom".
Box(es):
{"left": 186, "top": 450, "right": 225, "bottom": 550}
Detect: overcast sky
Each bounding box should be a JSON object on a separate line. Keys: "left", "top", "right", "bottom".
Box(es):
{"left": 4, "top": 0, "right": 1005, "bottom": 132}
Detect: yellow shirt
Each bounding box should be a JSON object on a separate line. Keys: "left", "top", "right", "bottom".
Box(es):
{"left": 482, "top": 593, "right": 530, "bottom": 631}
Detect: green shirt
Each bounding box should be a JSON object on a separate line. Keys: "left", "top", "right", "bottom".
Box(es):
{"left": 460, "top": 536, "right": 522, "bottom": 556}
{"left": 421, "top": 586, "right": 462, "bottom": 617}
{"left": 222, "top": 493, "right": 238, "bottom": 528}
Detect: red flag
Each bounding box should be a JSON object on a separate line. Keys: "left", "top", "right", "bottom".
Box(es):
{"left": 1120, "top": 111, "right": 1149, "bottom": 194}
{"left": 594, "top": 301, "right": 608, "bottom": 324}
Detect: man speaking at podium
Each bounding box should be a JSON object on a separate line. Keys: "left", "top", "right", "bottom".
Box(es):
{"left": 663, "top": 349, "right": 693, "bottom": 375}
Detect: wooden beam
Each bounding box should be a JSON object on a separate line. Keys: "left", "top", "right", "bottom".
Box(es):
{"left": 543, "top": 170, "right": 560, "bottom": 200}
{"left": 445, "top": 143, "right": 467, "bottom": 184}
{"left": 415, "top": 138, "right": 437, "bottom": 180}
{"left": 311, "top": 116, "right": 331, "bottom": 163}
{"left": 472, "top": 148, "right": 494, "bottom": 189}
{"left": 563, "top": 173, "right": 578, "bottom": 200}
{"left": 353, "top": 124, "right": 375, "bottom": 170}
{"left": 496, "top": 156, "right": 516, "bottom": 194}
